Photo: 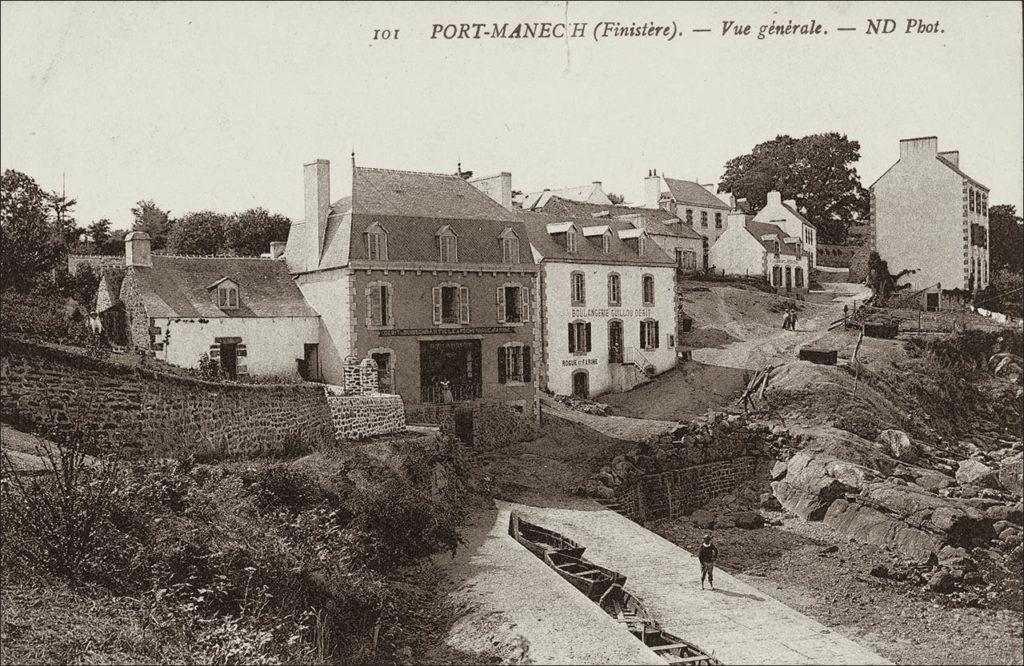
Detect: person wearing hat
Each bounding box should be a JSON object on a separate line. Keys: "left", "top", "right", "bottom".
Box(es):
{"left": 698, "top": 534, "right": 719, "bottom": 590}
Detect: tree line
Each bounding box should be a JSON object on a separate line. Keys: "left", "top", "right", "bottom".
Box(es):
{"left": 1, "top": 168, "right": 292, "bottom": 292}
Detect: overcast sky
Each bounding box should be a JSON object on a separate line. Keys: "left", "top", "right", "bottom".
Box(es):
{"left": 2, "top": 1, "right": 1021, "bottom": 229}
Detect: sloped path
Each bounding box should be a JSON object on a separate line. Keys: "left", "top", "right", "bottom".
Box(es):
{"left": 497, "top": 501, "right": 891, "bottom": 665}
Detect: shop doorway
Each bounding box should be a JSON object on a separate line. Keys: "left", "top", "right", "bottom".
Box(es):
{"left": 419, "top": 339, "right": 482, "bottom": 403}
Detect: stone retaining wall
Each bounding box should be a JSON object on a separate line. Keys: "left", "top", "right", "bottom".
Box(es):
{"left": 326, "top": 393, "right": 406, "bottom": 441}
{"left": 614, "top": 456, "right": 759, "bottom": 523}
{"left": 471, "top": 401, "right": 538, "bottom": 449}
{"left": 1, "top": 338, "right": 336, "bottom": 459}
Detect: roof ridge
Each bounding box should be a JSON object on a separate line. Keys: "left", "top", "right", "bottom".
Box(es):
{"left": 356, "top": 165, "right": 462, "bottom": 179}
{"left": 154, "top": 254, "right": 276, "bottom": 260}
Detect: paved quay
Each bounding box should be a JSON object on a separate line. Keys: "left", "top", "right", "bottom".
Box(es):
{"left": 499, "top": 501, "right": 892, "bottom": 665}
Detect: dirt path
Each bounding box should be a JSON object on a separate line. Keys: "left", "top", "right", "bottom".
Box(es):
{"left": 540, "top": 396, "right": 676, "bottom": 442}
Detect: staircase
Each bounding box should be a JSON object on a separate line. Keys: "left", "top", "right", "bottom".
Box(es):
{"left": 609, "top": 346, "right": 654, "bottom": 393}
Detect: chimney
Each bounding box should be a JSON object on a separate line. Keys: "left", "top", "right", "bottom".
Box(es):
{"left": 124, "top": 231, "right": 152, "bottom": 267}
{"left": 701, "top": 183, "right": 717, "bottom": 195}
{"left": 469, "top": 172, "right": 513, "bottom": 209}
{"left": 938, "top": 150, "right": 960, "bottom": 168}
{"left": 899, "top": 136, "right": 938, "bottom": 161}
{"left": 304, "top": 159, "right": 330, "bottom": 261}
{"left": 727, "top": 211, "right": 747, "bottom": 230}
{"left": 737, "top": 197, "right": 748, "bottom": 212}
{"left": 269, "top": 241, "right": 287, "bottom": 259}
{"left": 784, "top": 198, "right": 798, "bottom": 211}
{"left": 644, "top": 171, "right": 662, "bottom": 209}
{"left": 766, "top": 190, "right": 782, "bottom": 206}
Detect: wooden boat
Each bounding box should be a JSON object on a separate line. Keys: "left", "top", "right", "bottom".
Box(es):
{"left": 508, "top": 512, "right": 586, "bottom": 559}
{"left": 545, "top": 550, "right": 627, "bottom": 602}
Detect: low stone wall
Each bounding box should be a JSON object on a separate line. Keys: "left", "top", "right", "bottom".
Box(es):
{"left": 1, "top": 338, "right": 334, "bottom": 459}
{"left": 405, "top": 404, "right": 456, "bottom": 438}
{"left": 614, "top": 456, "right": 759, "bottom": 523}
{"left": 471, "top": 401, "right": 538, "bottom": 449}
{"left": 326, "top": 393, "right": 406, "bottom": 441}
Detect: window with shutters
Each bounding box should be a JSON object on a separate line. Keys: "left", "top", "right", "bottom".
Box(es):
{"left": 642, "top": 274, "right": 655, "bottom": 306}
{"left": 607, "top": 273, "right": 621, "bottom": 306}
{"left": 701, "top": 211, "right": 708, "bottom": 227}
{"left": 969, "top": 189, "right": 975, "bottom": 213}
{"left": 680, "top": 250, "right": 697, "bottom": 271}
{"left": 366, "top": 222, "right": 388, "bottom": 260}
{"left": 570, "top": 271, "right": 585, "bottom": 306}
{"left": 500, "top": 229, "right": 520, "bottom": 263}
{"left": 639, "top": 318, "right": 660, "bottom": 350}
{"left": 436, "top": 225, "right": 459, "bottom": 263}
{"left": 497, "top": 343, "right": 532, "bottom": 384}
{"left": 366, "top": 281, "right": 393, "bottom": 328}
{"left": 217, "top": 284, "right": 239, "bottom": 309}
{"left": 496, "top": 283, "right": 530, "bottom": 324}
{"left": 715, "top": 212, "right": 723, "bottom": 229}
{"left": 567, "top": 320, "right": 591, "bottom": 354}
{"left": 432, "top": 282, "right": 469, "bottom": 325}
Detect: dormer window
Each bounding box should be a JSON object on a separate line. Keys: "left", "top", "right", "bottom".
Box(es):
{"left": 208, "top": 278, "right": 239, "bottom": 310}
{"left": 365, "top": 222, "right": 388, "bottom": 261}
{"left": 566, "top": 227, "right": 578, "bottom": 253}
{"left": 638, "top": 235, "right": 646, "bottom": 256}
{"left": 603, "top": 232, "right": 610, "bottom": 254}
{"left": 437, "top": 225, "right": 459, "bottom": 263}
{"left": 499, "top": 228, "right": 520, "bottom": 263}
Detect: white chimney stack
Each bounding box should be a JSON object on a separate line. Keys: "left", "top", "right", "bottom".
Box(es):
{"left": 727, "top": 211, "right": 748, "bottom": 229}
{"left": 469, "top": 172, "right": 513, "bottom": 209}
{"left": 701, "top": 183, "right": 717, "bottom": 195}
{"left": 644, "top": 170, "right": 662, "bottom": 209}
{"left": 938, "top": 150, "right": 960, "bottom": 168}
{"left": 269, "top": 241, "right": 287, "bottom": 259}
{"left": 124, "top": 231, "right": 152, "bottom": 267}
{"left": 784, "top": 198, "right": 798, "bottom": 211}
{"left": 899, "top": 136, "right": 938, "bottom": 161}
{"left": 304, "top": 159, "right": 331, "bottom": 261}
{"left": 766, "top": 190, "right": 782, "bottom": 206}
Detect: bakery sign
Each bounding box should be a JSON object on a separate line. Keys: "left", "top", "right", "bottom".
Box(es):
{"left": 570, "top": 307, "right": 652, "bottom": 319}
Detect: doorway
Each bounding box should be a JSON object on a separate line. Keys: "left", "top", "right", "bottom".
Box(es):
{"left": 371, "top": 351, "right": 394, "bottom": 393}
{"left": 419, "top": 339, "right": 482, "bottom": 402}
{"left": 572, "top": 370, "right": 589, "bottom": 398}
{"left": 220, "top": 343, "right": 238, "bottom": 379}
{"left": 608, "top": 320, "right": 624, "bottom": 363}
{"left": 785, "top": 266, "right": 793, "bottom": 291}
{"left": 300, "top": 343, "right": 320, "bottom": 381}
{"left": 926, "top": 293, "right": 939, "bottom": 312}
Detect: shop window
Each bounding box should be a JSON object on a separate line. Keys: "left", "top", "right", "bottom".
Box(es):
{"left": 496, "top": 284, "right": 530, "bottom": 324}
{"left": 639, "top": 319, "right": 660, "bottom": 350}
{"left": 432, "top": 283, "right": 469, "bottom": 325}
{"left": 567, "top": 320, "right": 592, "bottom": 353}
{"left": 570, "top": 271, "right": 586, "bottom": 306}
{"left": 642, "top": 274, "right": 655, "bottom": 306}
{"left": 607, "top": 273, "right": 621, "bottom": 306}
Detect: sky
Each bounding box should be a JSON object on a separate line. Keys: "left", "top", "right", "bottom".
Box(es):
{"left": 2, "top": 1, "right": 1021, "bottom": 230}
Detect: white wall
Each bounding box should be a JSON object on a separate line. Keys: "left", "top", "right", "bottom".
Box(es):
{"left": 541, "top": 261, "right": 677, "bottom": 397}
{"left": 873, "top": 155, "right": 966, "bottom": 291}
{"left": 294, "top": 268, "right": 354, "bottom": 384}
{"left": 753, "top": 199, "right": 817, "bottom": 268}
{"left": 709, "top": 224, "right": 765, "bottom": 276}
{"left": 156, "top": 316, "right": 319, "bottom": 378}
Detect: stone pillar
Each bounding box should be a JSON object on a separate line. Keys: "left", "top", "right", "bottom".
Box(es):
{"left": 343, "top": 356, "right": 361, "bottom": 395}
{"left": 359, "top": 358, "right": 379, "bottom": 395}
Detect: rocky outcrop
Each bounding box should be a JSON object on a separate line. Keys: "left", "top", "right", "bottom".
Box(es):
{"left": 956, "top": 459, "right": 998, "bottom": 488}
{"left": 998, "top": 453, "right": 1023, "bottom": 496}
{"left": 876, "top": 429, "right": 919, "bottom": 462}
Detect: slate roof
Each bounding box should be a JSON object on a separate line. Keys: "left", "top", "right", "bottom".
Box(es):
{"left": 344, "top": 167, "right": 516, "bottom": 221}
{"left": 516, "top": 210, "right": 675, "bottom": 266}
{"left": 130, "top": 256, "right": 318, "bottom": 318}
{"left": 745, "top": 221, "right": 802, "bottom": 257}
{"left": 517, "top": 184, "right": 610, "bottom": 210}
{"left": 349, "top": 215, "right": 536, "bottom": 266}
{"left": 663, "top": 177, "right": 731, "bottom": 210}
{"left": 538, "top": 196, "right": 704, "bottom": 240}
{"left": 780, "top": 202, "right": 816, "bottom": 229}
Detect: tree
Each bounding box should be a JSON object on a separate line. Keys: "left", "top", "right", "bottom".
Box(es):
{"left": 131, "top": 200, "right": 172, "bottom": 250}
{"left": 224, "top": 208, "right": 291, "bottom": 256}
{"left": 86, "top": 219, "right": 112, "bottom": 246}
{"left": 988, "top": 204, "right": 1023, "bottom": 274}
{"left": 719, "top": 133, "right": 869, "bottom": 244}
{"left": 48, "top": 192, "right": 82, "bottom": 248}
{"left": 167, "top": 211, "right": 227, "bottom": 255}
{"left": 0, "top": 170, "right": 71, "bottom": 291}
{"left": 607, "top": 192, "right": 625, "bottom": 205}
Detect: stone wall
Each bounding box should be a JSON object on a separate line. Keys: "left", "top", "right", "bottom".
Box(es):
{"left": 405, "top": 403, "right": 456, "bottom": 438}
{"left": 471, "top": 401, "right": 538, "bottom": 449}
{"left": 1, "top": 338, "right": 334, "bottom": 459}
{"left": 325, "top": 393, "right": 406, "bottom": 441}
{"left": 614, "top": 456, "right": 759, "bottom": 523}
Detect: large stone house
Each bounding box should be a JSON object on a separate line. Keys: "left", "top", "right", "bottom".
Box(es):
{"left": 869, "top": 136, "right": 990, "bottom": 303}
{"left": 751, "top": 191, "right": 818, "bottom": 271}
{"left": 515, "top": 209, "right": 679, "bottom": 398}
{"left": 98, "top": 232, "right": 320, "bottom": 378}
{"left": 642, "top": 171, "right": 734, "bottom": 267}
{"left": 709, "top": 213, "right": 810, "bottom": 293}
{"left": 285, "top": 160, "right": 539, "bottom": 410}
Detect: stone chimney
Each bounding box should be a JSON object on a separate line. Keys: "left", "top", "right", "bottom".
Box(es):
{"left": 304, "top": 159, "right": 331, "bottom": 261}
{"left": 727, "top": 211, "right": 748, "bottom": 230}
{"left": 469, "top": 172, "right": 513, "bottom": 209}
{"left": 766, "top": 190, "right": 782, "bottom": 206}
{"left": 644, "top": 170, "right": 662, "bottom": 209}
{"left": 269, "top": 241, "right": 287, "bottom": 259}
{"left": 899, "top": 136, "right": 938, "bottom": 161}
{"left": 938, "top": 150, "right": 960, "bottom": 168}
{"left": 124, "top": 231, "right": 152, "bottom": 267}
{"left": 784, "top": 198, "right": 798, "bottom": 211}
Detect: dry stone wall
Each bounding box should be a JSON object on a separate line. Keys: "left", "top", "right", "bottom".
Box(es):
{"left": 1, "top": 338, "right": 335, "bottom": 459}
{"left": 614, "top": 457, "right": 759, "bottom": 522}
{"left": 326, "top": 393, "right": 406, "bottom": 440}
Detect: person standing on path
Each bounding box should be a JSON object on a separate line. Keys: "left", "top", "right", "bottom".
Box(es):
{"left": 698, "top": 534, "right": 719, "bottom": 590}
{"left": 790, "top": 308, "right": 799, "bottom": 332}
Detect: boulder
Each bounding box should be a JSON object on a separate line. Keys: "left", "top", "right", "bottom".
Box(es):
{"left": 733, "top": 511, "right": 765, "bottom": 529}
{"left": 690, "top": 509, "right": 715, "bottom": 528}
{"left": 877, "top": 429, "right": 919, "bottom": 462}
{"left": 760, "top": 492, "right": 783, "bottom": 511}
{"left": 985, "top": 503, "right": 1024, "bottom": 524}
{"left": 930, "top": 506, "right": 991, "bottom": 543}
{"left": 956, "top": 459, "right": 998, "bottom": 488}
{"left": 823, "top": 498, "right": 940, "bottom": 563}
{"left": 927, "top": 570, "right": 955, "bottom": 592}
{"left": 771, "top": 460, "right": 788, "bottom": 480}
{"left": 938, "top": 545, "right": 974, "bottom": 570}
{"left": 915, "top": 469, "right": 956, "bottom": 492}
{"left": 998, "top": 453, "right": 1023, "bottom": 496}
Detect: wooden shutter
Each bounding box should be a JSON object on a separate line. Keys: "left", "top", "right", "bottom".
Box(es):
{"left": 368, "top": 285, "right": 382, "bottom": 326}
{"left": 522, "top": 287, "right": 530, "bottom": 322}
{"left": 585, "top": 322, "right": 592, "bottom": 352}
{"left": 654, "top": 321, "right": 660, "bottom": 348}
{"left": 640, "top": 321, "right": 647, "bottom": 349}
{"left": 568, "top": 323, "right": 575, "bottom": 353}
{"left": 383, "top": 285, "right": 393, "bottom": 326}
{"left": 497, "top": 347, "right": 507, "bottom": 384}
{"left": 522, "top": 346, "right": 532, "bottom": 383}
{"left": 432, "top": 287, "right": 442, "bottom": 325}
{"left": 459, "top": 286, "right": 470, "bottom": 324}
{"left": 496, "top": 286, "right": 506, "bottom": 323}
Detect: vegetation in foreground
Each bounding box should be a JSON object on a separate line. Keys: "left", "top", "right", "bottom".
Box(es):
{"left": 1, "top": 421, "right": 468, "bottom": 665}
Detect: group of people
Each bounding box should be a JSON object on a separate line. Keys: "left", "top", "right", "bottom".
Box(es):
{"left": 781, "top": 306, "right": 799, "bottom": 331}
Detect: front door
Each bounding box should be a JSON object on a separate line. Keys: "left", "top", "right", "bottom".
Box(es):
{"left": 608, "top": 321, "right": 624, "bottom": 363}
{"left": 419, "top": 339, "right": 482, "bottom": 402}
{"left": 572, "top": 371, "right": 589, "bottom": 398}
{"left": 785, "top": 266, "right": 792, "bottom": 291}
{"left": 220, "top": 343, "right": 238, "bottom": 379}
